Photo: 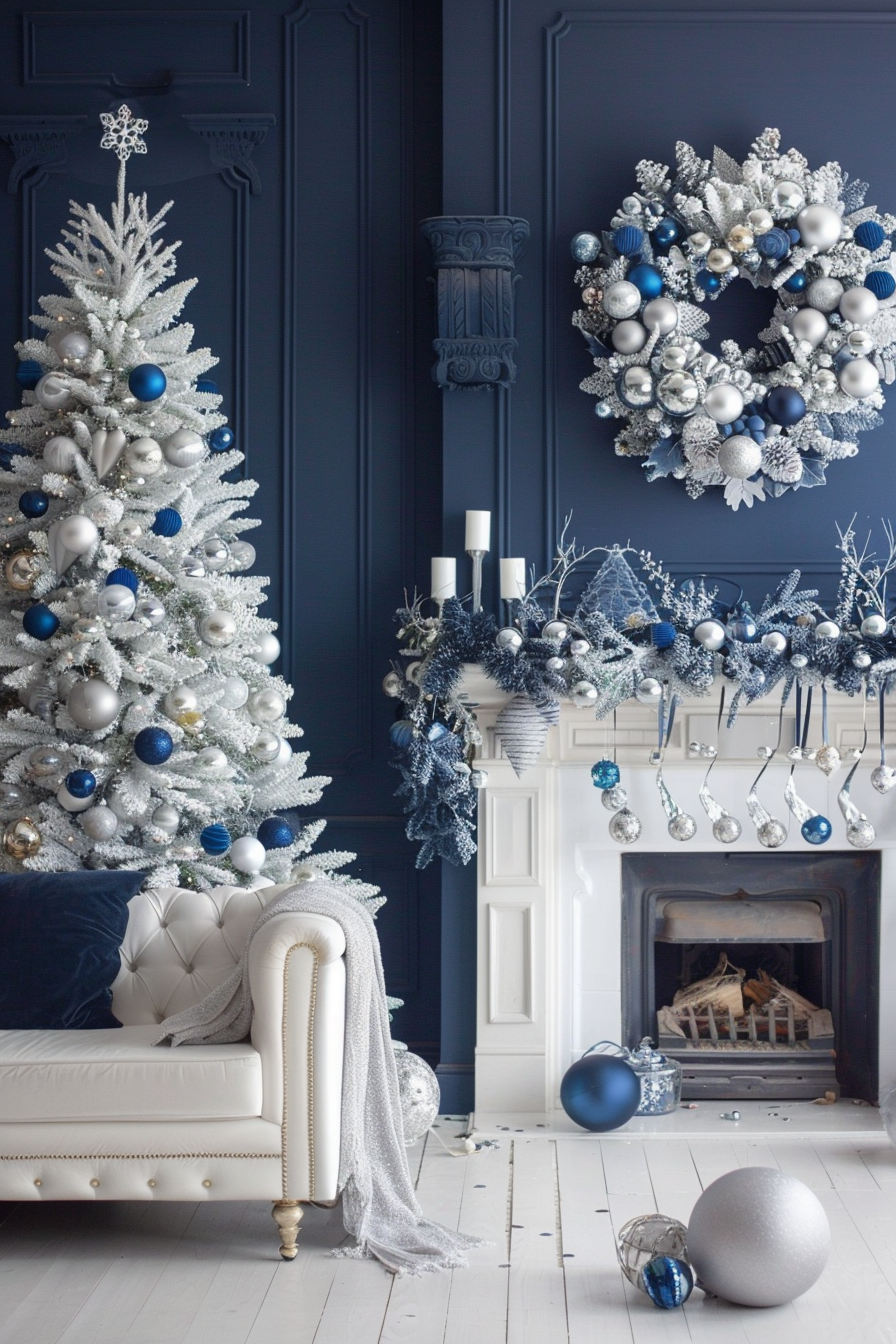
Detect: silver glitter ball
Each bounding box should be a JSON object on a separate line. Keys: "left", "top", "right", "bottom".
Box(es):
{"left": 609, "top": 808, "right": 641, "bottom": 844}
{"left": 847, "top": 819, "right": 876, "bottom": 849}
{"left": 861, "top": 613, "right": 888, "bottom": 637}
{"left": 601, "top": 784, "right": 628, "bottom": 811}
{"left": 806, "top": 277, "right": 844, "bottom": 313}
{"left": 713, "top": 814, "right": 742, "bottom": 844}
{"left": 815, "top": 744, "right": 841, "bottom": 775}
{"left": 871, "top": 764, "right": 896, "bottom": 793}
{"left": 718, "top": 435, "right": 762, "bottom": 480}
{"left": 79, "top": 804, "right": 118, "bottom": 841}
{"left": 602, "top": 280, "right": 641, "bottom": 320}
{"left": 668, "top": 812, "right": 697, "bottom": 842}
{"left": 657, "top": 371, "right": 699, "bottom": 416}
{"left": 758, "top": 818, "right": 787, "bottom": 848}
{"left": 393, "top": 1049, "right": 440, "bottom": 1145}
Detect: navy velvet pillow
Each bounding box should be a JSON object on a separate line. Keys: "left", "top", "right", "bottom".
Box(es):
{"left": 0, "top": 870, "right": 147, "bottom": 1030}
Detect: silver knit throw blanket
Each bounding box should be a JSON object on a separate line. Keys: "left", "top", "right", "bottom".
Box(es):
{"left": 154, "top": 879, "right": 485, "bottom": 1275}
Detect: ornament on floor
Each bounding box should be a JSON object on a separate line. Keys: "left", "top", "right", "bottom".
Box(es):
{"left": 616, "top": 1213, "right": 690, "bottom": 1291}
{"left": 642, "top": 1255, "right": 694, "bottom": 1310}
{"left": 686, "top": 1167, "right": 830, "bottom": 1307}
{"left": 559, "top": 1042, "right": 641, "bottom": 1132}
{"left": 838, "top": 696, "right": 875, "bottom": 848}
{"left": 573, "top": 129, "right": 896, "bottom": 509}
{"left": 626, "top": 1038, "right": 683, "bottom": 1116}
{"left": 393, "top": 1047, "right": 441, "bottom": 1145}
{"left": 698, "top": 688, "right": 741, "bottom": 843}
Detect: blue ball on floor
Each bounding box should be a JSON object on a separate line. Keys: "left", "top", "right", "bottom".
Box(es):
{"left": 642, "top": 1255, "right": 694, "bottom": 1309}
{"left": 560, "top": 1050, "right": 641, "bottom": 1132}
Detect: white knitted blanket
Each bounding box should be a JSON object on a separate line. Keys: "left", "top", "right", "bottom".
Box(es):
{"left": 154, "top": 879, "right": 484, "bottom": 1275}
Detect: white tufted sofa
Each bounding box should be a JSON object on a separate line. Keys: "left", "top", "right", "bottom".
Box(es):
{"left": 0, "top": 883, "right": 346, "bottom": 1259}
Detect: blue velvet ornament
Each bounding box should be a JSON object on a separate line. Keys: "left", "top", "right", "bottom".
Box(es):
{"left": 782, "top": 272, "right": 807, "bottom": 293}
{"left": 570, "top": 232, "right": 601, "bottom": 264}
{"left": 196, "top": 378, "right": 219, "bottom": 395}
{"left": 628, "top": 263, "right": 663, "bottom": 299}
{"left": 755, "top": 228, "right": 790, "bottom": 260}
{"left": 106, "top": 567, "right": 139, "bottom": 593}
{"left": 654, "top": 219, "right": 679, "bottom": 247}
{"left": 650, "top": 621, "right": 677, "bottom": 650}
{"left": 697, "top": 271, "right": 720, "bottom": 294}
{"left": 151, "top": 508, "right": 182, "bottom": 537}
{"left": 591, "top": 760, "right": 620, "bottom": 790}
{"left": 257, "top": 816, "right": 296, "bottom": 849}
{"left": 612, "top": 225, "right": 643, "bottom": 257}
{"left": 22, "top": 604, "right": 59, "bottom": 640}
{"left": 133, "top": 726, "right": 174, "bottom": 765}
{"left": 559, "top": 1047, "right": 641, "bottom": 1132}
{"left": 766, "top": 385, "right": 807, "bottom": 426}
{"left": 855, "top": 221, "right": 886, "bottom": 251}
{"left": 19, "top": 490, "right": 49, "bottom": 518}
{"left": 389, "top": 719, "right": 417, "bottom": 749}
{"left": 865, "top": 270, "right": 896, "bottom": 301}
{"left": 200, "top": 823, "right": 231, "bottom": 855}
{"left": 801, "top": 814, "right": 832, "bottom": 845}
{"left": 127, "top": 363, "right": 167, "bottom": 402}
{"left": 642, "top": 1256, "right": 694, "bottom": 1310}
{"left": 65, "top": 769, "right": 96, "bottom": 799}
{"left": 209, "top": 426, "right": 234, "bottom": 453}
{"left": 15, "top": 360, "right": 43, "bottom": 390}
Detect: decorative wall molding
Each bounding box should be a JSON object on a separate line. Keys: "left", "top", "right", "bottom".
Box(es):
{"left": 184, "top": 114, "right": 274, "bottom": 198}
{"left": 488, "top": 902, "right": 534, "bottom": 1023}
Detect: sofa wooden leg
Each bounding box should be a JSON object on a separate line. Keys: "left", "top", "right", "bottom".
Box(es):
{"left": 272, "top": 1200, "right": 303, "bottom": 1260}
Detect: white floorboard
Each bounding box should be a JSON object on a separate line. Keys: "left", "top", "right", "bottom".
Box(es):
{"left": 3, "top": 1118, "right": 896, "bottom": 1343}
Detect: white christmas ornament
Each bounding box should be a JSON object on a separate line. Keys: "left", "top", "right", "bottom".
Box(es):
{"left": 218, "top": 675, "right": 249, "bottom": 709}
{"left": 125, "top": 437, "right": 163, "bottom": 475}
{"left": 718, "top": 435, "right": 762, "bottom": 479}
{"left": 151, "top": 803, "right": 179, "bottom": 835}
{"left": 35, "top": 373, "right": 73, "bottom": 410}
{"left": 838, "top": 357, "right": 879, "bottom": 398}
{"left": 66, "top": 677, "right": 120, "bottom": 729}
{"left": 602, "top": 281, "right": 641, "bottom": 319}
{"left": 788, "top": 307, "right": 829, "bottom": 348}
{"left": 197, "top": 746, "right": 228, "bottom": 772}
{"left": 43, "top": 435, "right": 79, "bottom": 472}
{"left": 199, "top": 610, "right": 237, "bottom": 647}
{"left": 839, "top": 286, "right": 879, "bottom": 324}
{"left": 795, "top": 203, "right": 842, "bottom": 252}
{"left": 703, "top": 383, "right": 744, "bottom": 425}
{"left": 230, "top": 836, "right": 266, "bottom": 874}
{"left": 250, "top": 730, "right": 281, "bottom": 763}
{"left": 253, "top": 633, "right": 281, "bottom": 665}
{"left": 248, "top": 688, "right": 286, "bottom": 724}
{"left": 91, "top": 427, "right": 127, "bottom": 480}
{"left": 163, "top": 428, "right": 206, "bottom": 468}
{"left": 273, "top": 736, "right": 293, "bottom": 768}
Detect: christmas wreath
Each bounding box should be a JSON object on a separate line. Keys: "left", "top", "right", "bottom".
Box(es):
{"left": 573, "top": 129, "right": 896, "bottom": 510}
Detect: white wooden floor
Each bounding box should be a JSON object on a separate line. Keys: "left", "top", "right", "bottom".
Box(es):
{"left": 3, "top": 1120, "right": 896, "bottom": 1344}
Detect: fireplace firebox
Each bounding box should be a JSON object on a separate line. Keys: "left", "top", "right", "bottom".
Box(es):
{"left": 621, "top": 852, "right": 880, "bottom": 1101}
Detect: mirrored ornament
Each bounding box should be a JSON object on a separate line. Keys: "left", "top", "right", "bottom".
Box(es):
{"left": 228, "top": 540, "right": 256, "bottom": 571}
{"left": 795, "top": 203, "right": 842, "bottom": 252}
{"left": 871, "top": 764, "right": 896, "bottom": 793}
{"left": 199, "top": 610, "right": 237, "bottom": 647}
{"left": 642, "top": 297, "right": 678, "bottom": 334}
{"left": 657, "top": 371, "right": 699, "bottom": 416}
{"left": 56, "top": 331, "right": 90, "bottom": 362}
{"left": 815, "top": 620, "right": 840, "bottom": 640}
{"left": 761, "top": 631, "right": 788, "bottom": 654}
{"left": 611, "top": 319, "right": 647, "bottom": 354}
{"left": 598, "top": 782, "right": 626, "bottom": 812}
{"left": 693, "top": 619, "right": 726, "bottom": 651}
{"left": 34, "top": 373, "right": 73, "bottom": 410}
{"left": 0, "top": 784, "right": 24, "bottom": 819}
{"left": 273, "top": 736, "right": 293, "bottom": 768}
{"left": 162, "top": 428, "right": 207, "bottom": 468}
{"left": 27, "top": 746, "right": 62, "bottom": 778}
{"left": 253, "top": 633, "right": 281, "bottom": 664}
{"left": 788, "top": 307, "right": 829, "bottom": 348}
{"left": 248, "top": 687, "right": 286, "bottom": 724}
{"left": 201, "top": 537, "right": 230, "bottom": 571}
{"left": 542, "top": 620, "right": 569, "bottom": 643}
{"left": 668, "top": 812, "right": 697, "bottom": 842}
{"left": 747, "top": 208, "right": 774, "bottom": 235}
{"left": 713, "top": 814, "right": 742, "bottom": 844}
{"left": 5, "top": 550, "right": 39, "bottom": 591}
{"left": 801, "top": 814, "right": 832, "bottom": 845}
{"left": 635, "top": 677, "right": 663, "bottom": 706}
{"left": 610, "top": 808, "right": 642, "bottom": 844}
{"left": 703, "top": 382, "right": 744, "bottom": 425}
{"left": 181, "top": 555, "right": 206, "bottom": 579}
{"left": 790, "top": 653, "right": 809, "bottom": 669}
{"left": 470, "top": 768, "right": 489, "bottom": 788}
{"left": 230, "top": 834, "right": 266, "bottom": 874}
{"left": 66, "top": 677, "right": 120, "bottom": 730}
{"left": 43, "top": 435, "right": 79, "bottom": 472}
{"left": 758, "top": 818, "right": 787, "bottom": 848}
{"left": 151, "top": 803, "right": 180, "bottom": 835}
{"left": 661, "top": 346, "right": 688, "bottom": 371}
{"left": 619, "top": 366, "right": 654, "bottom": 408}
{"left": 771, "top": 180, "right": 805, "bottom": 214}
{"left": 569, "top": 638, "right": 591, "bottom": 657}
{"left": 90, "top": 427, "right": 127, "bottom": 480}
{"left": 394, "top": 1049, "right": 441, "bottom": 1144}
{"left": 718, "top": 435, "right": 762, "bottom": 479}
{"left": 125, "top": 437, "right": 163, "bottom": 476}
{"left": 495, "top": 626, "right": 524, "bottom": 652}
{"left": 853, "top": 650, "right": 873, "bottom": 670}
{"left": 847, "top": 819, "right": 876, "bottom": 849}
{"left": 97, "top": 583, "right": 136, "bottom": 623}
{"left": 3, "top": 816, "right": 41, "bottom": 858}
{"left": 250, "top": 730, "right": 281, "bottom": 763}
{"left": 815, "top": 744, "right": 841, "bottom": 775}
{"left": 571, "top": 680, "right": 598, "bottom": 707}
{"left": 164, "top": 686, "right": 198, "bottom": 718}
{"left": 219, "top": 675, "right": 249, "bottom": 710}
{"left": 72, "top": 616, "right": 102, "bottom": 641}
{"left": 570, "top": 231, "right": 601, "bottom": 263}
{"left": 602, "top": 281, "right": 641, "bottom": 319}
{"left": 839, "top": 286, "right": 879, "bottom": 325}
{"left": 706, "top": 247, "right": 733, "bottom": 273}
{"left": 861, "top": 613, "right": 888, "bottom": 637}
{"left": 838, "top": 357, "right": 880, "bottom": 398}
{"left": 196, "top": 746, "right": 228, "bottom": 772}
{"left": 79, "top": 804, "right": 118, "bottom": 841}
{"left": 847, "top": 329, "right": 875, "bottom": 357}
{"left": 135, "top": 596, "right": 165, "bottom": 627}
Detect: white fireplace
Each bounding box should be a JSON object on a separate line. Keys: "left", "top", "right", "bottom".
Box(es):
{"left": 467, "top": 669, "right": 896, "bottom": 1113}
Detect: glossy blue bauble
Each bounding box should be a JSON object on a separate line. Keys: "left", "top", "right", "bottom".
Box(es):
{"left": 559, "top": 1052, "right": 641, "bottom": 1133}
{"left": 865, "top": 270, "right": 896, "bottom": 301}
{"left": 697, "top": 271, "right": 720, "bottom": 294}
{"left": 128, "top": 363, "right": 167, "bottom": 402}
{"left": 642, "top": 1256, "right": 694, "bottom": 1310}
{"left": 389, "top": 719, "right": 417, "bottom": 749}
{"left": 257, "top": 816, "right": 296, "bottom": 849}
{"left": 628, "top": 263, "right": 663, "bottom": 299}
{"left": 106, "top": 567, "right": 139, "bottom": 593}
{"left": 651, "top": 621, "right": 677, "bottom": 650}
{"left": 133, "top": 726, "right": 174, "bottom": 765}
{"left": 855, "top": 221, "right": 886, "bottom": 251}
{"left": 16, "top": 360, "right": 43, "bottom": 390}
{"left": 65, "top": 769, "right": 97, "bottom": 799}
{"left": 23, "top": 604, "right": 59, "bottom": 640}
{"left": 654, "top": 219, "right": 679, "bottom": 247}
{"left": 151, "top": 508, "right": 182, "bottom": 537}
{"left": 209, "top": 426, "right": 235, "bottom": 453}
{"left": 766, "top": 385, "right": 807, "bottom": 426}
{"left": 801, "top": 814, "right": 832, "bottom": 845}
{"left": 591, "top": 759, "right": 621, "bottom": 790}
{"left": 782, "top": 272, "right": 807, "bottom": 293}
{"left": 726, "top": 615, "right": 758, "bottom": 643}
{"left": 19, "top": 490, "right": 49, "bottom": 518}
{"left": 196, "top": 378, "right": 219, "bottom": 395}
{"left": 570, "top": 231, "right": 601, "bottom": 264}
{"left": 612, "top": 225, "right": 643, "bottom": 257}
{"left": 200, "top": 822, "right": 231, "bottom": 855}
{"left": 755, "top": 227, "right": 790, "bottom": 260}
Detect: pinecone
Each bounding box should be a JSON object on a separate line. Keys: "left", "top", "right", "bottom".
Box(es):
{"left": 761, "top": 438, "right": 802, "bottom": 483}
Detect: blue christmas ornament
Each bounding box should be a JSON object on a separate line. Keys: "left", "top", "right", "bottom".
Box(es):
{"left": 22, "top": 604, "right": 59, "bottom": 640}
{"left": 801, "top": 814, "right": 832, "bottom": 845}
{"left": 133, "top": 726, "right": 174, "bottom": 765}
{"left": 257, "top": 816, "right": 296, "bottom": 849}
{"left": 15, "top": 360, "right": 43, "bottom": 390}
{"left": 65, "top": 769, "right": 96, "bottom": 799}
{"left": 865, "top": 270, "right": 896, "bottom": 301}
{"left": 560, "top": 1048, "right": 641, "bottom": 1133}
{"left": 389, "top": 719, "right": 417, "bottom": 749}
{"left": 787, "top": 228, "right": 802, "bottom": 244}
{"left": 697, "top": 271, "right": 721, "bottom": 294}
{"left": 128, "top": 363, "right": 167, "bottom": 402}
{"left": 650, "top": 621, "right": 677, "bottom": 650}
{"left": 151, "top": 508, "right": 182, "bottom": 537}
{"left": 591, "top": 760, "right": 621, "bottom": 789}
{"left": 19, "top": 490, "right": 49, "bottom": 518}
{"left": 755, "top": 228, "right": 790, "bottom": 260}
{"left": 200, "top": 823, "right": 232, "bottom": 855}
{"left": 766, "top": 385, "right": 807, "bottom": 426}
{"left": 570, "top": 231, "right": 601, "bottom": 264}
{"left": 628, "top": 263, "right": 663, "bottom": 299}
{"left": 855, "top": 221, "right": 886, "bottom": 251}
{"left": 209, "top": 426, "right": 235, "bottom": 453}
{"left": 425, "top": 721, "right": 450, "bottom": 742}
{"left": 642, "top": 1256, "right": 694, "bottom": 1310}
{"left": 654, "top": 218, "right": 679, "bottom": 247}
{"left": 612, "top": 225, "right": 643, "bottom": 257}
{"left": 782, "top": 272, "right": 807, "bottom": 293}
{"left": 196, "top": 378, "right": 219, "bottom": 395}
{"left": 106, "top": 567, "right": 139, "bottom": 593}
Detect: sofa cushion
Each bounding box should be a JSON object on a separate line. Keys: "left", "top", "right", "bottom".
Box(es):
{"left": 0, "top": 870, "right": 147, "bottom": 1030}
{"left": 0, "top": 1024, "right": 263, "bottom": 1122}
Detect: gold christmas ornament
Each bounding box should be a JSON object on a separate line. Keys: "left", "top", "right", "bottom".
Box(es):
{"left": 727, "top": 225, "right": 754, "bottom": 253}
{"left": 176, "top": 710, "right": 205, "bottom": 736}
{"left": 3, "top": 816, "right": 42, "bottom": 859}
{"left": 5, "top": 550, "right": 39, "bottom": 591}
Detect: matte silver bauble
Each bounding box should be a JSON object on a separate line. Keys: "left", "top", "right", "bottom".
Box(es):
{"left": 135, "top": 596, "right": 165, "bottom": 627}
{"left": 688, "top": 1167, "right": 829, "bottom": 1308}
{"left": 668, "top": 812, "right": 697, "bottom": 842}
{"left": 839, "top": 286, "right": 879, "bottom": 325}
{"left": 34, "top": 373, "right": 73, "bottom": 410}
{"left": 847, "top": 819, "right": 876, "bottom": 849}
{"left": 657, "top": 371, "right": 699, "bottom": 416}
{"left": 861, "top": 613, "right": 888, "bottom": 637}
{"left": 382, "top": 671, "right": 403, "bottom": 697}
{"left": 66, "top": 677, "right": 120, "bottom": 730}
{"left": 79, "top": 804, "right": 118, "bottom": 841}
{"left": 703, "top": 382, "right": 744, "bottom": 425}
{"left": 642, "top": 297, "right": 678, "bottom": 334}
{"left": 761, "top": 631, "right": 788, "bottom": 654}
{"left": 795, "top": 203, "right": 842, "bottom": 252}
{"left": 197, "top": 746, "right": 228, "bottom": 772}
{"left": 57, "top": 514, "right": 99, "bottom": 557}
{"left": 228, "top": 540, "right": 256, "bottom": 571}
{"left": 815, "top": 620, "right": 840, "bottom": 640}
{"left": 806, "top": 276, "right": 844, "bottom": 313}
{"left": 758, "top": 818, "right": 787, "bottom": 848}
{"left": 97, "top": 584, "right": 136, "bottom": 623}
{"left": 611, "top": 319, "right": 647, "bottom": 354}
{"left": 747, "top": 208, "right": 773, "bottom": 234}
{"left": 248, "top": 687, "right": 286, "bottom": 724}
{"left": 609, "top": 808, "right": 642, "bottom": 844}
{"left": 199, "top": 610, "right": 237, "bottom": 647}
{"left": 571, "top": 680, "right": 598, "bottom": 707}
{"left": 706, "top": 247, "right": 733, "bottom": 273}
{"left": 635, "top": 677, "right": 663, "bottom": 706}
{"left": 872, "top": 764, "right": 896, "bottom": 793}
{"left": 125, "top": 437, "right": 163, "bottom": 475}
{"left": 619, "top": 365, "right": 654, "bottom": 408}
{"left": 164, "top": 686, "right": 198, "bottom": 718}
{"left": 713, "top": 814, "right": 742, "bottom": 844}
{"left": 601, "top": 784, "right": 628, "bottom": 811}
{"left": 602, "top": 280, "right": 641, "bottom": 319}
{"left": 56, "top": 331, "right": 90, "bottom": 362}
{"left": 788, "top": 307, "right": 829, "bottom": 348}
{"left": 151, "top": 803, "right": 180, "bottom": 835}
{"left": 91, "top": 427, "right": 127, "bottom": 480}
{"left": 542, "top": 620, "right": 569, "bottom": 643}
{"left": 181, "top": 555, "right": 206, "bottom": 579}
{"left": 253, "top": 633, "right": 281, "bottom": 665}
{"left": 201, "top": 537, "right": 230, "bottom": 571}
{"left": 694, "top": 619, "right": 726, "bottom": 651}
{"left": 838, "top": 357, "right": 880, "bottom": 399}
{"left": 43, "top": 435, "right": 79, "bottom": 472}
{"left": 27, "top": 746, "right": 62, "bottom": 778}
{"left": 815, "top": 744, "right": 841, "bottom": 775}
{"left": 771, "top": 180, "right": 805, "bottom": 214}
{"left": 394, "top": 1049, "right": 440, "bottom": 1144}
{"left": 250, "top": 730, "right": 282, "bottom": 763}
{"left": 163, "top": 428, "right": 206, "bottom": 468}
{"left": 5, "top": 551, "right": 39, "bottom": 591}
{"left": 717, "top": 435, "right": 762, "bottom": 479}
{"left": 230, "top": 835, "right": 266, "bottom": 875}
{"left": 219, "top": 675, "right": 249, "bottom": 710}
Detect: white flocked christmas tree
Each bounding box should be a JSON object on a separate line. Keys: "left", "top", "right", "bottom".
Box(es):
{"left": 0, "top": 106, "right": 381, "bottom": 906}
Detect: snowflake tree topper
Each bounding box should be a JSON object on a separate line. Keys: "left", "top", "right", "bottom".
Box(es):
{"left": 100, "top": 104, "right": 149, "bottom": 213}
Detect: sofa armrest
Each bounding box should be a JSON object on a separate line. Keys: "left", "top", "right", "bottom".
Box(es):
{"left": 248, "top": 911, "right": 346, "bottom": 1202}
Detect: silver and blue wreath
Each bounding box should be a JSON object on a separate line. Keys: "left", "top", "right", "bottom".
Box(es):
{"left": 573, "top": 128, "right": 896, "bottom": 510}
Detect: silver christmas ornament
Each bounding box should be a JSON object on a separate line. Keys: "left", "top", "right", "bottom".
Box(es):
{"left": 611, "top": 319, "right": 647, "bottom": 354}
{"left": 602, "top": 280, "right": 641, "bottom": 319}
{"left": 838, "top": 357, "right": 879, "bottom": 399}
{"left": 718, "top": 435, "right": 762, "bottom": 479}
{"left": 228, "top": 540, "right": 256, "bottom": 571}
{"left": 571, "top": 680, "right": 598, "bottom": 707}
{"left": 43, "top": 435, "right": 79, "bottom": 472}
{"left": 273, "top": 737, "right": 293, "bottom": 768}
{"left": 181, "top": 555, "right": 206, "bottom": 579}
{"left": 635, "top": 677, "right": 663, "bottom": 706}
{"left": 163, "top": 428, "right": 207, "bottom": 468}
{"left": 861, "top": 613, "right": 888, "bottom": 637}
{"left": 125, "top": 437, "right": 163, "bottom": 475}
{"left": 56, "top": 331, "right": 90, "bottom": 362}
{"left": 795, "top": 203, "right": 842, "bottom": 252}
{"left": 569, "top": 637, "right": 591, "bottom": 657}
{"left": 35, "top": 372, "right": 73, "bottom": 410}
{"left": 812, "top": 368, "right": 838, "bottom": 396}
{"left": 839, "top": 286, "right": 879, "bottom": 324}
{"left": 199, "top": 610, "right": 237, "bottom": 647}
{"left": 97, "top": 583, "right": 136, "bottom": 623}
{"left": 91, "top": 427, "right": 127, "bottom": 480}
{"left": 546, "top": 656, "right": 565, "bottom": 672}
{"left": 815, "top": 620, "right": 840, "bottom": 640}
{"left": 135, "top": 595, "right": 165, "bottom": 627}
{"left": 66, "top": 677, "right": 120, "bottom": 729}
{"left": 230, "top": 835, "right": 266, "bottom": 875}
{"left": 847, "top": 329, "right": 875, "bottom": 357}
{"left": 219, "top": 675, "right": 249, "bottom": 710}
{"left": 853, "top": 650, "right": 873, "bottom": 669}
{"left": 609, "top": 808, "right": 642, "bottom": 844}
{"left": 27, "top": 746, "right": 63, "bottom": 778}
{"left": 196, "top": 746, "right": 228, "bottom": 772}
{"left": 118, "top": 518, "right": 143, "bottom": 543}
{"left": 706, "top": 247, "right": 733, "bottom": 273}
{"left": 602, "top": 784, "right": 628, "bottom": 811}
{"left": 806, "top": 276, "right": 844, "bottom": 313}
{"left": 713, "top": 814, "right": 742, "bottom": 844}
{"left": 759, "top": 818, "right": 787, "bottom": 848}
{"left": 201, "top": 537, "right": 230, "bottom": 571}
{"left": 382, "top": 671, "right": 403, "bottom": 697}
{"left": 771, "top": 180, "right": 805, "bottom": 214}
{"left": 5, "top": 551, "right": 39, "bottom": 591}
{"left": 661, "top": 345, "right": 688, "bottom": 371}
{"left": 151, "top": 804, "right": 180, "bottom": 835}
{"left": 496, "top": 626, "right": 524, "bottom": 652}
{"left": 668, "top": 812, "right": 697, "bottom": 841}
{"left": 703, "top": 382, "right": 744, "bottom": 425}
{"left": 788, "top": 307, "right": 829, "bottom": 348}
{"left": 815, "top": 745, "right": 841, "bottom": 775}
{"left": 248, "top": 687, "right": 286, "bottom": 723}
{"left": 253, "top": 633, "right": 281, "bottom": 664}
{"left": 80, "top": 804, "right": 118, "bottom": 841}
{"left": 83, "top": 492, "right": 124, "bottom": 529}
{"left": 761, "top": 631, "right": 788, "bottom": 654}
{"left": 542, "top": 620, "right": 569, "bottom": 643}
{"left": 790, "top": 653, "right": 809, "bottom": 668}
{"left": 56, "top": 782, "right": 93, "bottom": 813}
{"left": 619, "top": 365, "right": 654, "bottom": 408}
{"left": 250, "top": 730, "right": 282, "bottom": 763}
{"left": 747, "top": 208, "right": 773, "bottom": 234}
{"left": 847, "top": 819, "right": 876, "bottom": 849}
{"left": 72, "top": 616, "right": 102, "bottom": 640}
{"left": 688, "top": 231, "right": 711, "bottom": 254}
{"left": 0, "top": 784, "right": 24, "bottom": 818}
{"left": 394, "top": 1049, "right": 440, "bottom": 1145}
{"left": 164, "top": 686, "right": 198, "bottom": 717}
{"left": 657, "top": 371, "right": 699, "bottom": 415}
{"left": 694, "top": 619, "right": 726, "bottom": 651}
{"left": 642, "top": 297, "right": 678, "bottom": 334}
{"left": 871, "top": 764, "right": 896, "bottom": 793}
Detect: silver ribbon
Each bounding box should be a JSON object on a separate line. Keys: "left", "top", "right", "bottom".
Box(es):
{"left": 698, "top": 688, "right": 740, "bottom": 828}
{"left": 654, "top": 693, "right": 683, "bottom": 820}
{"left": 746, "top": 686, "right": 789, "bottom": 833}
{"left": 838, "top": 695, "right": 874, "bottom": 836}
{"left": 784, "top": 685, "right": 821, "bottom": 826}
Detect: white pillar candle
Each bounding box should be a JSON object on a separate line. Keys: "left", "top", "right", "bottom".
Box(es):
{"left": 500, "top": 557, "right": 526, "bottom": 600}
{"left": 431, "top": 557, "right": 456, "bottom": 601}
{"left": 465, "top": 510, "right": 491, "bottom": 552}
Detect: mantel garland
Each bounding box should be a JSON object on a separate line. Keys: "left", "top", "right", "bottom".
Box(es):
{"left": 386, "top": 521, "right": 896, "bottom": 867}
{"left": 572, "top": 129, "right": 896, "bottom": 510}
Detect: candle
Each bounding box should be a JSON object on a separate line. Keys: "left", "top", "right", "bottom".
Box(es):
{"left": 500, "top": 557, "right": 526, "bottom": 601}
{"left": 431, "top": 557, "right": 456, "bottom": 601}
{"left": 465, "top": 510, "right": 491, "bottom": 552}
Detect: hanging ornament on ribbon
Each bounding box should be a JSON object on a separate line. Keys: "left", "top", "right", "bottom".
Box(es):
{"left": 698, "top": 688, "right": 741, "bottom": 843}
{"left": 814, "top": 686, "right": 841, "bottom": 776}
{"left": 838, "top": 693, "right": 875, "bottom": 848}
{"left": 871, "top": 691, "right": 896, "bottom": 792}
{"left": 784, "top": 686, "right": 832, "bottom": 844}
{"left": 655, "top": 693, "right": 697, "bottom": 841}
{"left": 603, "top": 710, "right": 642, "bottom": 843}
{"left": 746, "top": 689, "right": 789, "bottom": 848}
